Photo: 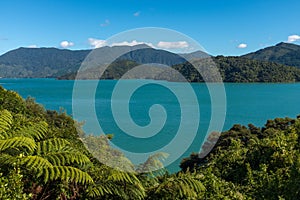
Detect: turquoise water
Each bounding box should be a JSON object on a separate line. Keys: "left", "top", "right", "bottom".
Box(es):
{"left": 1, "top": 78, "right": 300, "bottom": 172}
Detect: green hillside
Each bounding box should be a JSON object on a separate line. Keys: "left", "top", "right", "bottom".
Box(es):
{"left": 243, "top": 42, "right": 300, "bottom": 68}
{"left": 170, "top": 56, "right": 300, "bottom": 82}
{"left": 1, "top": 44, "right": 300, "bottom": 82}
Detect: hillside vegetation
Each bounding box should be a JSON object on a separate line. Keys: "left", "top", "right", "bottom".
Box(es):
{"left": 172, "top": 56, "right": 300, "bottom": 82}
{"left": 243, "top": 42, "right": 300, "bottom": 68}
{"left": 1, "top": 86, "right": 300, "bottom": 199}
{"left": 2, "top": 43, "right": 300, "bottom": 82}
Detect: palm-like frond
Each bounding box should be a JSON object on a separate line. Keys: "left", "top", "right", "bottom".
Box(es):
{"left": 21, "top": 155, "right": 53, "bottom": 177}
{"left": 87, "top": 165, "right": 146, "bottom": 199}
{"left": 14, "top": 121, "right": 48, "bottom": 140}
{"left": 153, "top": 172, "right": 205, "bottom": 199}
{"left": 0, "top": 109, "right": 93, "bottom": 186}
{"left": 47, "top": 166, "right": 93, "bottom": 184}
{"left": 0, "top": 109, "right": 13, "bottom": 138}
{"left": 44, "top": 151, "right": 91, "bottom": 166}
{"left": 107, "top": 168, "right": 139, "bottom": 184}
{"left": 0, "top": 136, "right": 36, "bottom": 152}
{"left": 36, "top": 138, "right": 71, "bottom": 154}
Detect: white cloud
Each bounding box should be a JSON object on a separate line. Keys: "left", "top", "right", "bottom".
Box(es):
{"left": 88, "top": 38, "right": 107, "bottom": 48}
{"left": 133, "top": 11, "right": 141, "bottom": 17}
{"left": 237, "top": 43, "right": 247, "bottom": 48}
{"left": 28, "top": 44, "right": 38, "bottom": 48}
{"left": 287, "top": 35, "right": 300, "bottom": 43}
{"left": 100, "top": 19, "right": 110, "bottom": 27}
{"left": 157, "top": 41, "right": 189, "bottom": 49}
{"left": 60, "top": 41, "right": 74, "bottom": 48}
{"left": 111, "top": 40, "right": 154, "bottom": 47}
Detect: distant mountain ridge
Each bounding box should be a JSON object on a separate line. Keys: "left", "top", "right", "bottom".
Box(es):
{"left": 0, "top": 47, "right": 90, "bottom": 77}
{"left": 243, "top": 42, "right": 300, "bottom": 68}
{"left": 1, "top": 42, "right": 300, "bottom": 82}
{"left": 0, "top": 45, "right": 196, "bottom": 78}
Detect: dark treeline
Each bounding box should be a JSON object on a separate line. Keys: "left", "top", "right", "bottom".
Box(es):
{"left": 59, "top": 56, "right": 300, "bottom": 82}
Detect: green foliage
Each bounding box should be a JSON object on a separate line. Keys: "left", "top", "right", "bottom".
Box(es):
{"left": 85, "top": 164, "right": 146, "bottom": 200}
{"left": 0, "top": 109, "right": 94, "bottom": 198}
{"left": 172, "top": 56, "right": 300, "bottom": 82}
{"left": 181, "top": 116, "right": 300, "bottom": 199}
{"left": 0, "top": 47, "right": 89, "bottom": 78}
{"left": 3, "top": 44, "right": 300, "bottom": 82}
{"left": 146, "top": 172, "right": 205, "bottom": 200}
{"left": 0, "top": 166, "right": 32, "bottom": 200}
{"left": 244, "top": 42, "right": 300, "bottom": 68}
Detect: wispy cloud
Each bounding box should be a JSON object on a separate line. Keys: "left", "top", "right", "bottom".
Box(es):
{"left": 100, "top": 19, "right": 110, "bottom": 27}
{"left": 157, "top": 41, "right": 189, "bottom": 49}
{"left": 88, "top": 38, "right": 107, "bottom": 48}
{"left": 28, "top": 44, "right": 38, "bottom": 48}
{"left": 287, "top": 35, "right": 300, "bottom": 43}
{"left": 88, "top": 38, "right": 154, "bottom": 48}
{"left": 88, "top": 39, "right": 195, "bottom": 51}
{"left": 60, "top": 41, "right": 74, "bottom": 48}
{"left": 237, "top": 43, "right": 247, "bottom": 48}
{"left": 133, "top": 11, "right": 141, "bottom": 17}
{"left": 111, "top": 40, "right": 154, "bottom": 47}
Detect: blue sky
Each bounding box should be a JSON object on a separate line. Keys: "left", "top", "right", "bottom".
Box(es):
{"left": 0, "top": 0, "right": 300, "bottom": 56}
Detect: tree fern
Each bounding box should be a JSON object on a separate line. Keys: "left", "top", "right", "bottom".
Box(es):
{"left": 14, "top": 121, "right": 48, "bottom": 141}
{"left": 0, "top": 109, "right": 13, "bottom": 138}
{"left": 21, "top": 155, "right": 53, "bottom": 175}
{"left": 48, "top": 166, "right": 93, "bottom": 184}
{"left": 86, "top": 165, "right": 146, "bottom": 199}
{"left": 150, "top": 172, "right": 205, "bottom": 199}
{"left": 0, "top": 136, "right": 36, "bottom": 152}
{"left": 0, "top": 109, "right": 93, "bottom": 186}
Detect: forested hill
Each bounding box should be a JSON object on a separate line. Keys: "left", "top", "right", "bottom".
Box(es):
{"left": 0, "top": 47, "right": 90, "bottom": 77}
{"left": 0, "top": 45, "right": 188, "bottom": 78}
{"left": 1, "top": 43, "right": 300, "bottom": 82}
{"left": 243, "top": 42, "right": 300, "bottom": 68}
{"left": 215, "top": 56, "right": 300, "bottom": 82}
{"left": 60, "top": 56, "right": 300, "bottom": 82}
{"left": 172, "top": 56, "right": 300, "bottom": 82}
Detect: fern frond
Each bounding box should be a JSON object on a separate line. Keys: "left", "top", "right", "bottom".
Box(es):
{"left": 21, "top": 155, "right": 53, "bottom": 172}
{"left": 0, "top": 109, "right": 13, "bottom": 138}
{"left": 15, "top": 121, "right": 48, "bottom": 140}
{"left": 36, "top": 138, "right": 71, "bottom": 155}
{"left": 107, "top": 169, "right": 139, "bottom": 184}
{"left": 87, "top": 181, "right": 145, "bottom": 199}
{"left": 87, "top": 182, "right": 115, "bottom": 197}
{"left": 49, "top": 166, "right": 93, "bottom": 184}
{"left": 0, "top": 153, "right": 17, "bottom": 166}
{"left": 44, "top": 151, "right": 90, "bottom": 166}
{"left": 155, "top": 172, "right": 205, "bottom": 199}
{"left": 0, "top": 136, "right": 36, "bottom": 152}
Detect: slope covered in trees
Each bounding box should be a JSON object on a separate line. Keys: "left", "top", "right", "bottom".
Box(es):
{"left": 0, "top": 46, "right": 187, "bottom": 78}
{"left": 171, "top": 56, "right": 300, "bottom": 82}
{"left": 58, "top": 56, "right": 300, "bottom": 82}
{"left": 243, "top": 42, "right": 300, "bottom": 68}
{"left": 180, "top": 115, "right": 300, "bottom": 199}
{"left": 2, "top": 43, "right": 300, "bottom": 82}
{"left": 0, "top": 47, "right": 90, "bottom": 78}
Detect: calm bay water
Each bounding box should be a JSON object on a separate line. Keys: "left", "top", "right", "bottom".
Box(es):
{"left": 1, "top": 78, "right": 300, "bottom": 172}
